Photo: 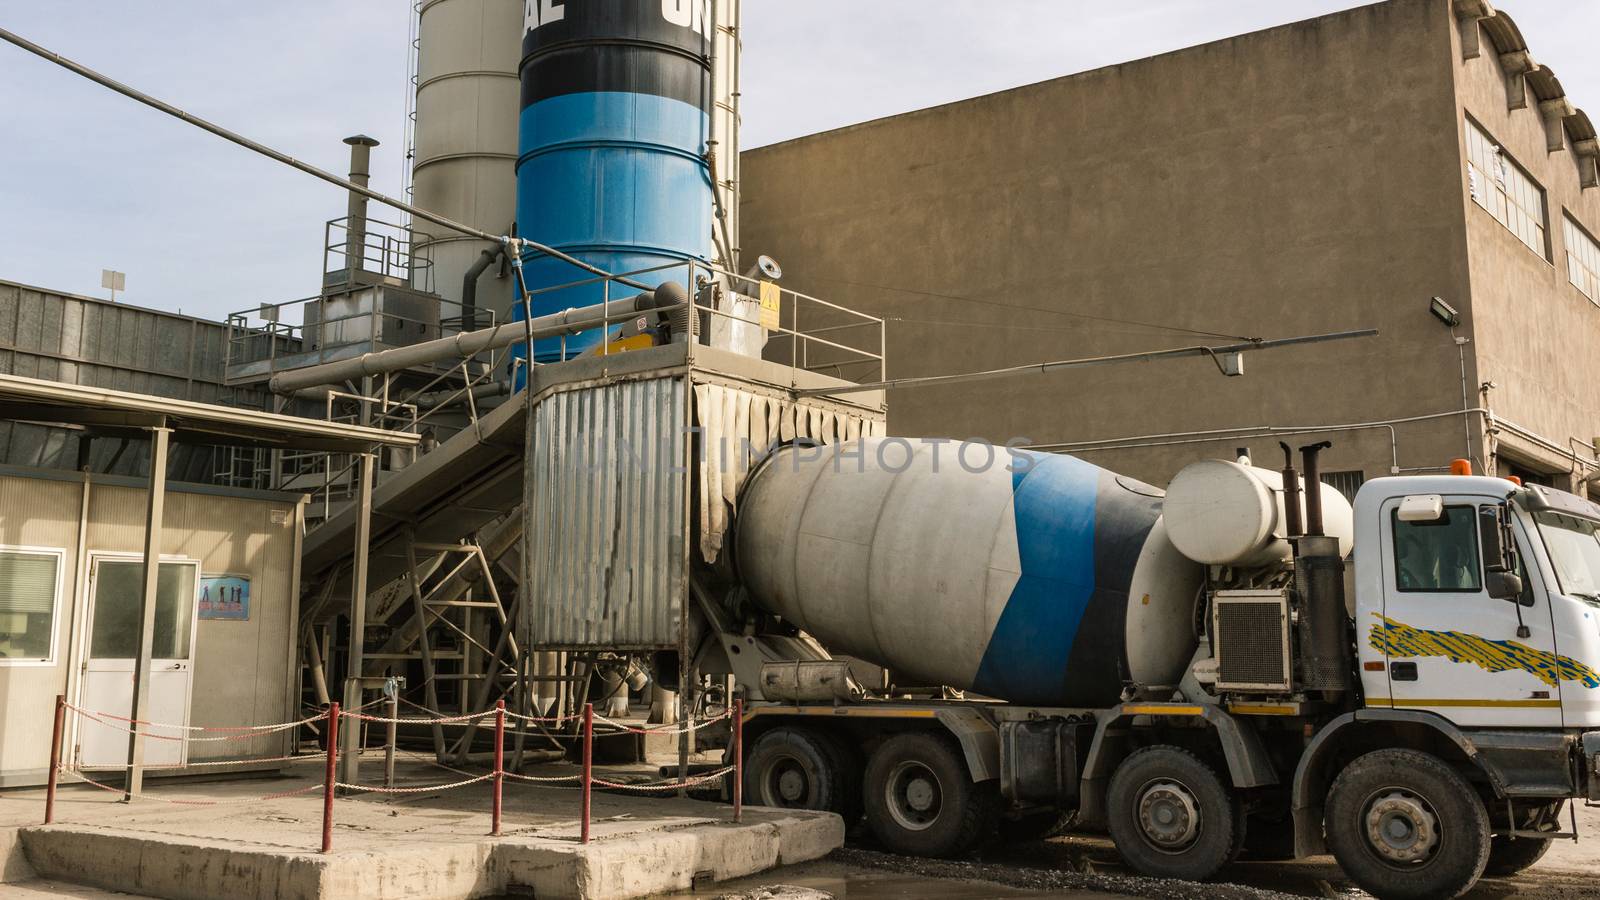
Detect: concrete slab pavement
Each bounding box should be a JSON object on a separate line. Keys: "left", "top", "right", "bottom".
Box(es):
{"left": 0, "top": 755, "right": 842, "bottom": 900}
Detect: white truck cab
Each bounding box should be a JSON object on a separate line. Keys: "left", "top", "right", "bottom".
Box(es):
{"left": 1354, "top": 475, "right": 1600, "bottom": 730}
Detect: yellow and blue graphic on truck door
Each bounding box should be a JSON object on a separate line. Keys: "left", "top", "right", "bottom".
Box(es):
{"left": 972, "top": 454, "right": 1160, "bottom": 707}
{"left": 1369, "top": 614, "right": 1600, "bottom": 688}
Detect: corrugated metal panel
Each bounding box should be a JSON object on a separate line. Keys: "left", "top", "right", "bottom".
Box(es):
{"left": 693, "top": 381, "right": 885, "bottom": 563}
{"left": 528, "top": 376, "right": 687, "bottom": 648}
{"left": 0, "top": 282, "right": 273, "bottom": 483}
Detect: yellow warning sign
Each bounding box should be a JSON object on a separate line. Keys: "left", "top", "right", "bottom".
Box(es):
{"left": 759, "top": 281, "right": 781, "bottom": 330}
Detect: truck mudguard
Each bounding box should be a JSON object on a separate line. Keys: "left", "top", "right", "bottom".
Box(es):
{"left": 1289, "top": 708, "right": 1577, "bottom": 857}
{"left": 934, "top": 707, "right": 1001, "bottom": 782}
{"left": 1076, "top": 703, "right": 1277, "bottom": 824}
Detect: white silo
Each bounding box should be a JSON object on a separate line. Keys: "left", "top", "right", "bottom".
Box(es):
{"left": 410, "top": 0, "right": 520, "bottom": 325}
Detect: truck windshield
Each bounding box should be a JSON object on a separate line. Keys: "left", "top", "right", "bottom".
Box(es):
{"left": 1533, "top": 511, "right": 1600, "bottom": 600}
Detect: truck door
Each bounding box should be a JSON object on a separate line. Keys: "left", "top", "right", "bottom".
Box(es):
{"left": 1376, "top": 497, "right": 1561, "bottom": 727}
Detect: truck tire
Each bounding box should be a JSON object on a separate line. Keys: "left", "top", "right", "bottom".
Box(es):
{"left": 1106, "top": 745, "right": 1243, "bottom": 881}
{"left": 863, "top": 731, "right": 999, "bottom": 857}
{"left": 1482, "top": 835, "right": 1551, "bottom": 878}
{"left": 744, "top": 727, "right": 853, "bottom": 818}
{"left": 1325, "top": 748, "right": 1490, "bottom": 900}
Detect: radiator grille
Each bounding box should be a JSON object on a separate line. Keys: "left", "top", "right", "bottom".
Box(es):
{"left": 1214, "top": 594, "right": 1291, "bottom": 691}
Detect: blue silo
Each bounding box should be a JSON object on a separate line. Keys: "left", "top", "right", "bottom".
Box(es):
{"left": 513, "top": 0, "right": 714, "bottom": 364}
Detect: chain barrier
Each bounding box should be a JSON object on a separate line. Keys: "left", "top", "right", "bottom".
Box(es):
{"left": 62, "top": 701, "right": 320, "bottom": 735}
{"left": 41, "top": 694, "right": 749, "bottom": 851}
{"left": 592, "top": 708, "right": 731, "bottom": 736}
{"left": 56, "top": 765, "right": 323, "bottom": 807}
{"left": 503, "top": 771, "right": 584, "bottom": 784}
{"left": 341, "top": 708, "right": 494, "bottom": 726}
{"left": 333, "top": 773, "right": 493, "bottom": 794}
{"left": 592, "top": 766, "right": 735, "bottom": 792}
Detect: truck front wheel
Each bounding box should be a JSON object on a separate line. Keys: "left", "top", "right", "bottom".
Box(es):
{"left": 863, "top": 731, "right": 999, "bottom": 856}
{"left": 1325, "top": 749, "right": 1490, "bottom": 900}
{"left": 1106, "top": 745, "right": 1242, "bottom": 881}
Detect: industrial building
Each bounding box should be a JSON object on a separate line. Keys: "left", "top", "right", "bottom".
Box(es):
{"left": 741, "top": 0, "right": 1600, "bottom": 494}
{"left": 9, "top": 2, "right": 1600, "bottom": 899}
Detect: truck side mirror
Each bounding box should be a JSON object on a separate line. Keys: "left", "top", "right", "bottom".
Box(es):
{"left": 1478, "top": 504, "right": 1527, "bottom": 604}
{"left": 1486, "top": 570, "right": 1524, "bottom": 602}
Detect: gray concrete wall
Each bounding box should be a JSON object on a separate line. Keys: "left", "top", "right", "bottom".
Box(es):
{"left": 741, "top": 0, "right": 1482, "bottom": 488}
{"left": 1449, "top": 10, "right": 1600, "bottom": 484}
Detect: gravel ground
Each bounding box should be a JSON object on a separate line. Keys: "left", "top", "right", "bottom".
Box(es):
{"left": 827, "top": 847, "right": 1301, "bottom": 900}
{"left": 691, "top": 804, "right": 1600, "bottom": 900}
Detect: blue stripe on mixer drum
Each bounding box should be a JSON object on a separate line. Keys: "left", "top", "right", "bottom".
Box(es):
{"left": 972, "top": 454, "right": 1101, "bottom": 705}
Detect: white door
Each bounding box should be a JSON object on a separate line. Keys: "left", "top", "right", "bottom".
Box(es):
{"left": 76, "top": 556, "right": 200, "bottom": 769}
{"left": 1376, "top": 497, "right": 1562, "bottom": 728}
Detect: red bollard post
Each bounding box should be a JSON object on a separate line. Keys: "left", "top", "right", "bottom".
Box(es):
{"left": 732, "top": 698, "right": 743, "bottom": 823}
{"left": 580, "top": 702, "right": 593, "bottom": 845}
{"left": 44, "top": 694, "right": 64, "bottom": 825}
{"left": 492, "top": 699, "right": 505, "bottom": 836}
{"left": 322, "top": 702, "right": 340, "bottom": 854}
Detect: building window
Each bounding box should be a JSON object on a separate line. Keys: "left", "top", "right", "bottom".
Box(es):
{"left": 1565, "top": 215, "right": 1600, "bottom": 304}
{"left": 0, "top": 547, "right": 64, "bottom": 664}
{"left": 1466, "top": 118, "right": 1549, "bottom": 259}
{"left": 1321, "top": 470, "right": 1365, "bottom": 504}
{"left": 1392, "top": 506, "right": 1482, "bottom": 593}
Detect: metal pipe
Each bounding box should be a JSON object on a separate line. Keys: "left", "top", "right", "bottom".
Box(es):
{"left": 793, "top": 329, "right": 1379, "bottom": 397}
{"left": 492, "top": 699, "right": 505, "bottom": 836}
{"left": 124, "top": 423, "right": 170, "bottom": 801}
{"left": 1300, "top": 442, "right": 1332, "bottom": 536}
{"left": 339, "top": 452, "right": 375, "bottom": 785}
{"left": 0, "top": 27, "right": 644, "bottom": 290}
{"left": 1279, "top": 442, "right": 1303, "bottom": 540}
{"left": 45, "top": 694, "right": 63, "bottom": 825}
{"left": 412, "top": 380, "right": 511, "bottom": 411}
{"left": 461, "top": 245, "right": 502, "bottom": 331}
{"left": 732, "top": 697, "right": 743, "bottom": 823}
{"left": 321, "top": 702, "right": 339, "bottom": 854}
{"left": 268, "top": 283, "right": 688, "bottom": 395}
{"left": 581, "top": 702, "right": 594, "bottom": 845}
{"left": 343, "top": 136, "right": 379, "bottom": 276}
{"left": 384, "top": 686, "right": 398, "bottom": 790}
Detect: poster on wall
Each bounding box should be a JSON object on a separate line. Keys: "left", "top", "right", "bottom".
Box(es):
{"left": 198, "top": 574, "right": 250, "bottom": 621}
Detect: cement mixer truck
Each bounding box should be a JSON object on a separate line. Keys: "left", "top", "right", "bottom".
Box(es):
{"left": 686, "top": 437, "right": 1600, "bottom": 899}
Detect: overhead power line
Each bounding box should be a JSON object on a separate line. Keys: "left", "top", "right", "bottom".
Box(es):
{"left": 0, "top": 26, "right": 643, "bottom": 289}
{"left": 807, "top": 274, "right": 1260, "bottom": 342}
{"left": 792, "top": 328, "right": 1378, "bottom": 397}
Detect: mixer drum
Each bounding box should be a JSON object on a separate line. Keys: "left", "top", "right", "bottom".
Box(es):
{"left": 735, "top": 440, "right": 1202, "bottom": 707}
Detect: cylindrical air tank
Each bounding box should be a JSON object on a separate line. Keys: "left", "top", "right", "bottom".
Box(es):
{"left": 514, "top": 0, "right": 714, "bottom": 363}
{"left": 1162, "top": 459, "right": 1353, "bottom": 567}
{"left": 735, "top": 440, "right": 1204, "bottom": 708}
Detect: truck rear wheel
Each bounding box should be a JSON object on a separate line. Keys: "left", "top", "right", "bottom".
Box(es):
{"left": 1325, "top": 749, "right": 1490, "bottom": 900}
{"left": 744, "top": 726, "right": 853, "bottom": 819}
{"left": 1482, "top": 834, "right": 1551, "bottom": 878}
{"left": 863, "top": 731, "right": 999, "bottom": 857}
{"left": 1106, "top": 745, "right": 1242, "bottom": 881}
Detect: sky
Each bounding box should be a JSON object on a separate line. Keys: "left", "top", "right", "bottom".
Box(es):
{"left": 2, "top": 1, "right": 1598, "bottom": 320}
